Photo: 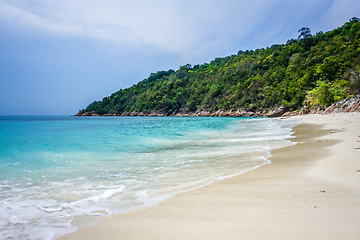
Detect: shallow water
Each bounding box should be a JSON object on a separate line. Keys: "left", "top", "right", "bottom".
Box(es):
{"left": 0, "top": 116, "right": 300, "bottom": 239}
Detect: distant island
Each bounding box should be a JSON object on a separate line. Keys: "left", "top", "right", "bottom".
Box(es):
{"left": 77, "top": 17, "right": 360, "bottom": 117}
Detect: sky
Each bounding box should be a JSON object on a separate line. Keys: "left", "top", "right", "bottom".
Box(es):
{"left": 0, "top": 0, "right": 359, "bottom": 115}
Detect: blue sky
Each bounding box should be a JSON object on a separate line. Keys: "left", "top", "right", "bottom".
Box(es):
{"left": 0, "top": 0, "right": 359, "bottom": 115}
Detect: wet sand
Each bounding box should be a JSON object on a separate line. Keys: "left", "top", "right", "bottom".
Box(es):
{"left": 59, "top": 113, "right": 360, "bottom": 240}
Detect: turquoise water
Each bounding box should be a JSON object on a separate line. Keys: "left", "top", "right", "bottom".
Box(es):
{"left": 0, "top": 116, "right": 300, "bottom": 239}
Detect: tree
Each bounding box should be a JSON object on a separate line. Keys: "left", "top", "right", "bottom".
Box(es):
{"left": 317, "top": 56, "right": 339, "bottom": 81}
{"left": 298, "top": 27, "right": 312, "bottom": 40}
{"left": 184, "top": 64, "right": 192, "bottom": 71}
{"left": 349, "top": 17, "right": 360, "bottom": 23}
{"left": 305, "top": 80, "right": 350, "bottom": 107}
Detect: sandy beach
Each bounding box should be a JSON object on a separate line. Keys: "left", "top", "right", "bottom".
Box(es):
{"left": 59, "top": 113, "right": 360, "bottom": 240}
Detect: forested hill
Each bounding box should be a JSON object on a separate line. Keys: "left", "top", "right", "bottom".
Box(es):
{"left": 77, "top": 18, "right": 360, "bottom": 117}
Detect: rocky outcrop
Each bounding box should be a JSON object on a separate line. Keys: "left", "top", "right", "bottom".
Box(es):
{"left": 308, "top": 106, "right": 327, "bottom": 114}
{"left": 282, "top": 111, "right": 301, "bottom": 117}
{"left": 75, "top": 111, "right": 99, "bottom": 116}
{"left": 324, "top": 93, "right": 360, "bottom": 114}
{"left": 170, "top": 109, "right": 266, "bottom": 117}
{"left": 265, "top": 106, "right": 289, "bottom": 118}
{"left": 76, "top": 109, "right": 269, "bottom": 117}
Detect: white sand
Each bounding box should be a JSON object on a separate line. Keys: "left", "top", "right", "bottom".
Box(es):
{"left": 59, "top": 113, "right": 360, "bottom": 240}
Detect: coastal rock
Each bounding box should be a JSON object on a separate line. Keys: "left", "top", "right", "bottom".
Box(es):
{"left": 169, "top": 109, "right": 263, "bottom": 117}
{"left": 75, "top": 111, "right": 100, "bottom": 116}
{"left": 279, "top": 93, "right": 360, "bottom": 116}
{"left": 282, "top": 111, "right": 300, "bottom": 117}
{"left": 299, "top": 107, "right": 310, "bottom": 115}
{"left": 309, "top": 106, "right": 326, "bottom": 114}
{"left": 265, "top": 106, "right": 289, "bottom": 118}
{"left": 75, "top": 108, "right": 267, "bottom": 118}
{"left": 324, "top": 93, "right": 360, "bottom": 114}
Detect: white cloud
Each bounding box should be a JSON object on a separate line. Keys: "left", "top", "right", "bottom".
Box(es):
{"left": 0, "top": 0, "right": 278, "bottom": 53}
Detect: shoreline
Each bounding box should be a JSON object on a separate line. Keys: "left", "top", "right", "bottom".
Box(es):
{"left": 59, "top": 113, "right": 360, "bottom": 240}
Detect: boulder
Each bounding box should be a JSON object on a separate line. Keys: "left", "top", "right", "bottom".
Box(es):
{"left": 282, "top": 111, "right": 300, "bottom": 117}
{"left": 265, "top": 106, "right": 289, "bottom": 118}
{"left": 76, "top": 111, "right": 100, "bottom": 116}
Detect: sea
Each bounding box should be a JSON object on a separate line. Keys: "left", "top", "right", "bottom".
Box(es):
{"left": 0, "top": 116, "right": 301, "bottom": 239}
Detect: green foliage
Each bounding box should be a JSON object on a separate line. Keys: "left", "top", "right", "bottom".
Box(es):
{"left": 80, "top": 18, "right": 360, "bottom": 115}
{"left": 305, "top": 80, "right": 350, "bottom": 107}
{"left": 316, "top": 56, "right": 339, "bottom": 81}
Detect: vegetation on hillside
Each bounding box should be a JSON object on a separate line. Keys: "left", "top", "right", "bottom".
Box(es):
{"left": 79, "top": 18, "right": 360, "bottom": 115}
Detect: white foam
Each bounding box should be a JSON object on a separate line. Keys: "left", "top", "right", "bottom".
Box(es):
{"left": 73, "top": 186, "right": 125, "bottom": 204}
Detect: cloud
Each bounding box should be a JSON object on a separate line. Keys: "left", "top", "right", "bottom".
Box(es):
{"left": 0, "top": 0, "right": 193, "bottom": 48}
{"left": 0, "top": 1, "right": 82, "bottom": 35}
{"left": 0, "top": 0, "right": 296, "bottom": 54}
{"left": 0, "top": 0, "right": 357, "bottom": 61}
